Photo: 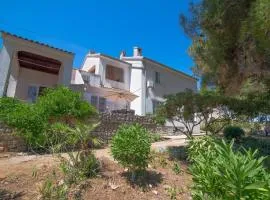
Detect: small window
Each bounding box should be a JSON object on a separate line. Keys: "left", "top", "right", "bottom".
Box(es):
{"left": 27, "top": 86, "right": 38, "bottom": 102}
{"left": 155, "top": 71, "right": 160, "bottom": 84}
{"left": 99, "top": 97, "right": 107, "bottom": 113}
{"left": 27, "top": 86, "right": 48, "bottom": 102}
{"left": 90, "top": 96, "right": 98, "bottom": 108}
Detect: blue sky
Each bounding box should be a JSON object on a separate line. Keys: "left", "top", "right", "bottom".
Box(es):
{"left": 0, "top": 0, "right": 194, "bottom": 76}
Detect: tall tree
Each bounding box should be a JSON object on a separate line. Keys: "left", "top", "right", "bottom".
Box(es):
{"left": 180, "top": 0, "right": 270, "bottom": 94}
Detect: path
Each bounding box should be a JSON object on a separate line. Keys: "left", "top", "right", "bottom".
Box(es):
{"left": 0, "top": 136, "right": 189, "bottom": 179}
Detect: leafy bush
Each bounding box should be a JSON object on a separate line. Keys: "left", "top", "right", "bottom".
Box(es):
{"left": 59, "top": 151, "right": 100, "bottom": 185}
{"left": 111, "top": 124, "right": 151, "bottom": 178}
{"left": 187, "top": 136, "right": 216, "bottom": 162}
{"left": 234, "top": 136, "right": 270, "bottom": 169}
{"left": 188, "top": 137, "right": 270, "bottom": 200}
{"left": 0, "top": 87, "right": 97, "bottom": 151}
{"left": 223, "top": 125, "right": 245, "bottom": 140}
{"left": 36, "top": 87, "right": 97, "bottom": 121}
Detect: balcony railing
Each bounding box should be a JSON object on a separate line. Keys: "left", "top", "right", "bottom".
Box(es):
{"left": 104, "top": 79, "right": 128, "bottom": 90}
{"left": 80, "top": 71, "right": 101, "bottom": 87}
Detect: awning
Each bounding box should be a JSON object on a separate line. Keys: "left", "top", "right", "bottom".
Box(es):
{"left": 102, "top": 87, "right": 138, "bottom": 102}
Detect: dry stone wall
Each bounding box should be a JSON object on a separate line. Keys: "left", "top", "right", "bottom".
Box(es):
{"left": 92, "top": 110, "right": 175, "bottom": 143}
{"left": 0, "top": 121, "right": 27, "bottom": 152}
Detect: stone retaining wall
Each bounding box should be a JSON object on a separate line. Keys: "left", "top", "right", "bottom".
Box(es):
{"left": 0, "top": 110, "right": 179, "bottom": 151}
{"left": 0, "top": 122, "right": 27, "bottom": 152}
{"left": 92, "top": 110, "right": 177, "bottom": 143}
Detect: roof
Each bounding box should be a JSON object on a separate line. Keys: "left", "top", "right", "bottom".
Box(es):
{"left": 122, "top": 56, "right": 197, "bottom": 81}
{"left": 1, "top": 30, "right": 74, "bottom": 55}
{"left": 86, "top": 52, "right": 131, "bottom": 65}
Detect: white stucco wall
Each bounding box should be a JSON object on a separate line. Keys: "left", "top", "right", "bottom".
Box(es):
{"left": 123, "top": 57, "right": 197, "bottom": 116}
{"left": 144, "top": 59, "right": 197, "bottom": 114}
{"left": 81, "top": 54, "right": 131, "bottom": 91}
{"left": 0, "top": 32, "right": 74, "bottom": 98}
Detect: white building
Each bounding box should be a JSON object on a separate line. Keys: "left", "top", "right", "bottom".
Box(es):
{"left": 0, "top": 31, "right": 74, "bottom": 102}
{"left": 72, "top": 47, "right": 197, "bottom": 115}
{"left": 71, "top": 52, "right": 135, "bottom": 112}
{"left": 121, "top": 47, "right": 197, "bottom": 115}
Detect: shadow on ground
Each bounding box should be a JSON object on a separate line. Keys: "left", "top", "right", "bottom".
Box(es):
{"left": 0, "top": 189, "right": 23, "bottom": 200}
{"left": 167, "top": 146, "right": 188, "bottom": 161}
{"left": 121, "top": 170, "right": 163, "bottom": 190}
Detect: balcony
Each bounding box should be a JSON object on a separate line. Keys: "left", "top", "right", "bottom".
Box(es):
{"left": 104, "top": 79, "right": 127, "bottom": 90}
{"left": 80, "top": 71, "right": 101, "bottom": 87}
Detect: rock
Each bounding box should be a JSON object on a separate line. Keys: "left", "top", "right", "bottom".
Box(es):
{"left": 109, "top": 182, "right": 120, "bottom": 190}
{"left": 149, "top": 184, "right": 153, "bottom": 188}
{"left": 152, "top": 190, "right": 158, "bottom": 195}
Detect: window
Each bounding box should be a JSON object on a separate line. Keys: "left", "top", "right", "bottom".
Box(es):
{"left": 27, "top": 86, "right": 38, "bottom": 102}
{"left": 155, "top": 71, "right": 160, "bottom": 84}
{"left": 90, "top": 96, "right": 107, "bottom": 112}
{"left": 106, "top": 65, "right": 124, "bottom": 82}
{"left": 27, "top": 85, "right": 48, "bottom": 102}
{"left": 90, "top": 96, "right": 98, "bottom": 108}
{"left": 99, "top": 97, "right": 107, "bottom": 113}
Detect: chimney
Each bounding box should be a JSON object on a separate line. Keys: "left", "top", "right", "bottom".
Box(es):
{"left": 89, "top": 50, "right": 96, "bottom": 54}
{"left": 120, "top": 50, "right": 126, "bottom": 59}
{"left": 133, "top": 46, "right": 142, "bottom": 57}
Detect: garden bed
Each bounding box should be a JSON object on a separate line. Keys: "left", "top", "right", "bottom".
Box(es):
{"left": 0, "top": 152, "right": 192, "bottom": 200}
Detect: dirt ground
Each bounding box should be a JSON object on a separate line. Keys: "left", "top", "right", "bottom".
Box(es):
{"left": 0, "top": 147, "right": 192, "bottom": 200}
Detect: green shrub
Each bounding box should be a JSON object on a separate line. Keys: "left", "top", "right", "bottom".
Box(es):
{"left": 36, "top": 86, "right": 97, "bottom": 121}
{"left": 0, "top": 87, "right": 97, "bottom": 151}
{"left": 223, "top": 125, "right": 245, "bottom": 140}
{"left": 59, "top": 151, "right": 100, "bottom": 185}
{"left": 234, "top": 136, "right": 270, "bottom": 169}
{"left": 187, "top": 136, "right": 217, "bottom": 162}
{"left": 188, "top": 137, "right": 270, "bottom": 200}
{"left": 111, "top": 124, "right": 151, "bottom": 178}
{"left": 39, "top": 176, "right": 68, "bottom": 200}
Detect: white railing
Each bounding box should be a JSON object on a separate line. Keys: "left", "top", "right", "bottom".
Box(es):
{"left": 104, "top": 79, "right": 128, "bottom": 90}
{"left": 80, "top": 71, "right": 101, "bottom": 87}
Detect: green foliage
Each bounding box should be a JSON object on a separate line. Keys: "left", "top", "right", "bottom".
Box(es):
{"left": 111, "top": 124, "right": 151, "bottom": 172}
{"left": 187, "top": 136, "right": 217, "bottom": 162}
{"left": 59, "top": 151, "right": 100, "bottom": 185}
{"left": 180, "top": 0, "right": 270, "bottom": 94}
{"left": 172, "top": 162, "right": 182, "bottom": 175}
{"left": 149, "top": 133, "right": 162, "bottom": 143}
{"left": 0, "top": 87, "right": 97, "bottom": 151}
{"left": 39, "top": 175, "right": 68, "bottom": 200}
{"left": 188, "top": 137, "right": 270, "bottom": 200}
{"left": 36, "top": 87, "right": 97, "bottom": 121}
{"left": 223, "top": 125, "right": 245, "bottom": 140}
{"left": 156, "top": 89, "right": 232, "bottom": 137}
{"left": 165, "top": 185, "right": 182, "bottom": 200}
